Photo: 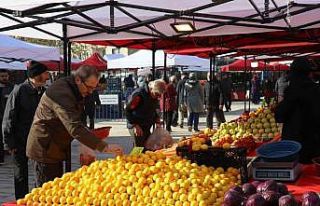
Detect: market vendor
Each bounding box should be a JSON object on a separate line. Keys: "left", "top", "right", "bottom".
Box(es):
{"left": 26, "top": 65, "right": 123, "bottom": 187}
{"left": 275, "top": 57, "right": 320, "bottom": 164}
{"left": 126, "top": 79, "right": 166, "bottom": 147}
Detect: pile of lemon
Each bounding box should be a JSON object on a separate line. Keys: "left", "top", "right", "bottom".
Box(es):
{"left": 17, "top": 152, "right": 240, "bottom": 206}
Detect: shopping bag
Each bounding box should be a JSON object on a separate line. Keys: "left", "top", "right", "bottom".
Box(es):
{"left": 145, "top": 127, "right": 173, "bottom": 151}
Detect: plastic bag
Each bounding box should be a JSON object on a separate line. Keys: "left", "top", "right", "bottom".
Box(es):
{"left": 145, "top": 128, "right": 173, "bottom": 151}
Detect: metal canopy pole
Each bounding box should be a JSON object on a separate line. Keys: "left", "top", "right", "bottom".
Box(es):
{"left": 152, "top": 39, "right": 156, "bottom": 80}
{"left": 244, "top": 55, "right": 248, "bottom": 112}
{"left": 163, "top": 52, "right": 167, "bottom": 128}
{"left": 63, "top": 23, "right": 71, "bottom": 172}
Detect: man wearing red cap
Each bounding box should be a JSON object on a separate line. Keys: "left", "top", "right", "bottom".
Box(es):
{"left": 2, "top": 60, "right": 49, "bottom": 199}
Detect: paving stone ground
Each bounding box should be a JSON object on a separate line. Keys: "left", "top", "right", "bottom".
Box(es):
{"left": 0, "top": 101, "right": 260, "bottom": 204}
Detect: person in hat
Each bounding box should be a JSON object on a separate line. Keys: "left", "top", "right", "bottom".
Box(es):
{"left": 2, "top": 60, "right": 49, "bottom": 199}
{"left": 275, "top": 57, "right": 320, "bottom": 163}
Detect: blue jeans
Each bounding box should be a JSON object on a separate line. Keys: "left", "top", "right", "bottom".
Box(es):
{"left": 188, "top": 112, "right": 199, "bottom": 130}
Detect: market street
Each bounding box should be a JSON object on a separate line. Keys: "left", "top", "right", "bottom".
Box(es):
{"left": 0, "top": 101, "right": 260, "bottom": 204}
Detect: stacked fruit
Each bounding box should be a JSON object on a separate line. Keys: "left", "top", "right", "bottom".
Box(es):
{"left": 17, "top": 152, "right": 240, "bottom": 206}
{"left": 246, "top": 107, "right": 280, "bottom": 140}
{"left": 211, "top": 106, "right": 280, "bottom": 150}
{"left": 177, "top": 130, "right": 215, "bottom": 151}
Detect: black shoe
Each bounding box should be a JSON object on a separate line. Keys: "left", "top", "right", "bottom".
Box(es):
{"left": 194, "top": 129, "right": 200, "bottom": 132}
{"left": 188, "top": 126, "right": 192, "bottom": 132}
{"left": 179, "top": 125, "right": 184, "bottom": 128}
{"left": 172, "top": 123, "right": 178, "bottom": 127}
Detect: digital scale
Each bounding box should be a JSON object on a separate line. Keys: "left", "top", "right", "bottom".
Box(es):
{"left": 251, "top": 157, "right": 302, "bottom": 182}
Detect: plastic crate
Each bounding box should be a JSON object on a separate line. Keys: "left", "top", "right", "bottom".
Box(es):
{"left": 176, "top": 146, "right": 248, "bottom": 183}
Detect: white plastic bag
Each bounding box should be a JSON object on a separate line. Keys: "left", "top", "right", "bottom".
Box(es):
{"left": 145, "top": 128, "right": 173, "bottom": 151}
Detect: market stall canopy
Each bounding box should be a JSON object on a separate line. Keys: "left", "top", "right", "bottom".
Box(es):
{"left": 108, "top": 49, "right": 209, "bottom": 69}
{"left": 220, "top": 59, "right": 273, "bottom": 72}
{"left": 104, "top": 54, "right": 125, "bottom": 61}
{"left": 0, "top": 34, "right": 60, "bottom": 61}
{"left": 0, "top": 0, "right": 319, "bottom": 42}
{"left": 40, "top": 57, "right": 81, "bottom": 71}
{"left": 75, "top": 52, "right": 107, "bottom": 71}
{"left": 269, "top": 62, "right": 290, "bottom": 71}
{"left": 0, "top": 60, "right": 27, "bottom": 70}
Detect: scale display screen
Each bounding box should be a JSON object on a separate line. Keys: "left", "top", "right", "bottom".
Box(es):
{"left": 256, "top": 170, "right": 291, "bottom": 178}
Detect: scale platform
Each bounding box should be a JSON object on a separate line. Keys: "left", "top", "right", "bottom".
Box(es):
{"left": 252, "top": 157, "right": 302, "bottom": 182}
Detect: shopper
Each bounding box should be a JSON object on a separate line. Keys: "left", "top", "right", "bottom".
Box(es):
{"left": 160, "top": 76, "right": 177, "bottom": 132}
{"left": 184, "top": 73, "right": 204, "bottom": 132}
{"left": 251, "top": 74, "right": 261, "bottom": 104}
{"left": 275, "top": 57, "right": 320, "bottom": 163}
{"left": 204, "top": 72, "right": 226, "bottom": 129}
{"left": 126, "top": 79, "right": 166, "bottom": 147}
{"left": 275, "top": 71, "right": 289, "bottom": 102}
{"left": 2, "top": 61, "right": 49, "bottom": 199}
{"left": 0, "top": 69, "right": 13, "bottom": 165}
{"left": 176, "top": 72, "right": 188, "bottom": 128}
{"left": 262, "top": 77, "right": 275, "bottom": 105}
{"left": 82, "top": 89, "right": 101, "bottom": 129}
{"left": 26, "top": 65, "right": 123, "bottom": 187}
{"left": 221, "top": 73, "right": 233, "bottom": 112}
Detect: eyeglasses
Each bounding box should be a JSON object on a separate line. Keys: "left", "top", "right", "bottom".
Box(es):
{"left": 82, "top": 81, "right": 96, "bottom": 91}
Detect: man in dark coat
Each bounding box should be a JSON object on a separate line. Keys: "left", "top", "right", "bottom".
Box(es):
{"left": 2, "top": 61, "right": 49, "bottom": 199}
{"left": 221, "top": 73, "right": 233, "bottom": 111}
{"left": 275, "top": 57, "right": 320, "bottom": 164}
{"left": 26, "top": 65, "right": 123, "bottom": 187}
{"left": 82, "top": 89, "right": 101, "bottom": 129}
{"left": 0, "top": 69, "right": 13, "bottom": 164}
{"left": 204, "top": 72, "right": 226, "bottom": 129}
{"left": 126, "top": 79, "right": 166, "bottom": 147}
{"left": 176, "top": 72, "right": 188, "bottom": 128}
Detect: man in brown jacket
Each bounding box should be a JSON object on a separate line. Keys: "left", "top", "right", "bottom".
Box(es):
{"left": 26, "top": 65, "right": 123, "bottom": 187}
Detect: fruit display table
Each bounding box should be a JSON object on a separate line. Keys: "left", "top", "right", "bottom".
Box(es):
{"left": 286, "top": 164, "right": 320, "bottom": 199}
{"left": 3, "top": 164, "right": 319, "bottom": 206}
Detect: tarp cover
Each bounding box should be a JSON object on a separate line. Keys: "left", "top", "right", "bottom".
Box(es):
{"left": 0, "top": 34, "right": 60, "bottom": 61}
{"left": 108, "top": 50, "right": 209, "bottom": 69}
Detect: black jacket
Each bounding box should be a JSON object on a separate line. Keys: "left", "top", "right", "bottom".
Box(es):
{"left": 84, "top": 90, "right": 101, "bottom": 117}
{"left": 176, "top": 78, "right": 187, "bottom": 105}
{"left": 0, "top": 83, "right": 14, "bottom": 121}
{"left": 221, "top": 78, "right": 233, "bottom": 95}
{"left": 2, "top": 80, "right": 45, "bottom": 150}
{"left": 275, "top": 74, "right": 320, "bottom": 163}
{"left": 204, "top": 80, "right": 224, "bottom": 109}
{"left": 126, "top": 85, "right": 159, "bottom": 129}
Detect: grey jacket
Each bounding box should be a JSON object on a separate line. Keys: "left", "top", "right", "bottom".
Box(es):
{"left": 184, "top": 80, "right": 204, "bottom": 113}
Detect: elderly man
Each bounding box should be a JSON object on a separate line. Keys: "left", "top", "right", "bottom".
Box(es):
{"left": 3, "top": 61, "right": 49, "bottom": 199}
{"left": 126, "top": 79, "right": 166, "bottom": 147}
{"left": 26, "top": 65, "right": 123, "bottom": 187}
{"left": 0, "top": 69, "right": 13, "bottom": 165}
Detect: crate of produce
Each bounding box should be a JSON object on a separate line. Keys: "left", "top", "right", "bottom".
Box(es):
{"left": 176, "top": 146, "right": 248, "bottom": 183}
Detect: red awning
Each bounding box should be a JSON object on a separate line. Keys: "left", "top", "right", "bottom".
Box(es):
{"left": 41, "top": 59, "right": 80, "bottom": 71}
{"left": 75, "top": 52, "right": 107, "bottom": 71}
{"left": 220, "top": 59, "right": 273, "bottom": 72}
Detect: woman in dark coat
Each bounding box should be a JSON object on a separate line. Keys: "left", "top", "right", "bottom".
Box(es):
{"left": 275, "top": 57, "right": 320, "bottom": 163}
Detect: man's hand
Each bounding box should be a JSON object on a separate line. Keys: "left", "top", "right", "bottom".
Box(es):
{"left": 8, "top": 148, "right": 17, "bottom": 155}
{"left": 219, "top": 105, "right": 224, "bottom": 110}
{"left": 156, "top": 123, "right": 161, "bottom": 128}
{"left": 134, "top": 125, "right": 144, "bottom": 136}
{"left": 103, "top": 144, "right": 124, "bottom": 156}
